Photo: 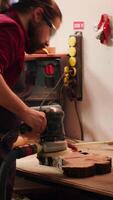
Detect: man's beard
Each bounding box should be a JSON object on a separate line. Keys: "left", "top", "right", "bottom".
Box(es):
{"left": 27, "top": 21, "right": 45, "bottom": 54}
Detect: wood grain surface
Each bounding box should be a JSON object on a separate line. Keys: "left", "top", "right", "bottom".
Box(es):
{"left": 16, "top": 144, "right": 113, "bottom": 197}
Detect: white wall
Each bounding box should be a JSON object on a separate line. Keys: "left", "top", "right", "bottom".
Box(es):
{"left": 51, "top": 0, "right": 113, "bottom": 141}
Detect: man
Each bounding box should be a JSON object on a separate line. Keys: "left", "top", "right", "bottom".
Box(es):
{"left": 0, "top": 0, "right": 62, "bottom": 139}
{"left": 0, "top": 0, "right": 62, "bottom": 199}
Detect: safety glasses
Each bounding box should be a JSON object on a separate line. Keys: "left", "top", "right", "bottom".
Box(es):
{"left": 43, "top": 13, "right": 56, "bottom": 36}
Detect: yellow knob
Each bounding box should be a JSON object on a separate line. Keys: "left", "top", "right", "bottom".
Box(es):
{"left": 64, "top": 66, "right": 69, "bottom": 74}
{"left": 68, "top": 36, "right": 76, "bottom": 47}
{"left": 64, "top": 77, "right": 69, "bottom": 86}
{"left": 70, "top": 67, "right": 77, "bottom": 77}
{"left": 69, "top": 57, "right": 77, "bottom": 67}
{"left": 65, "top": 73, "right": 69, "bottom": 78}
{"left": 68, "top": 47, "right": 76, "bottom": 57}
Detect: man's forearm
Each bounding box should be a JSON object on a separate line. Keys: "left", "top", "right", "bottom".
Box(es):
{"left": 0, "top": 74, "right": 28, "bottom": 119}
{"left": 0, "top": 74, "right": 47, "bottom": 135}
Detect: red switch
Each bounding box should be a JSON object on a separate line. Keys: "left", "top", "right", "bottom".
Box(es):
{"left": 44, "top": 64, "right": 55, "bottom": 75}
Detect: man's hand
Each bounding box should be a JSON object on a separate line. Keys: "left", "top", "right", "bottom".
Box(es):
{"left": 21, "top": 107, "right": 47, "bottom": 139}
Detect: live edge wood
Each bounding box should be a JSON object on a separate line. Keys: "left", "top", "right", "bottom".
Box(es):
{"left": 62, "top": 152, "right": 112, "bottom": 178}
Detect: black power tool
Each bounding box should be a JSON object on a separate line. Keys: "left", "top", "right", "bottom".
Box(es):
{"left": 20, "top": 104, "right": 67, "bottom": 152}
{"left": 20, "top": 104, "right": 68, "bottom": 167}
{"left": 36, "top": 104, "right": 68, "bottom": 167}
{"left": 38, "top": 104, "right": 67, "bottom": 152}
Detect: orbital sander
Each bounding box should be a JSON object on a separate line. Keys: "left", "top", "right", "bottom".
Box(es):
{"left": 20, "top": 104, "right": 68, "bottom": 168}
{"left": 37, "top": 104, "right": 68, "bottom": 167}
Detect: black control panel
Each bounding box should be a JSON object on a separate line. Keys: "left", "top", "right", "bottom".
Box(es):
{"left": 25, "top": 57, "right": 62, "bottom": 106}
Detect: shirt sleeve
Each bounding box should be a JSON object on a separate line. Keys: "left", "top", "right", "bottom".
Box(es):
{"left": 0, "top": 24, "right": 24, "bottom": 74}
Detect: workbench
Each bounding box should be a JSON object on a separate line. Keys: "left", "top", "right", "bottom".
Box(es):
{"left": 16, "top": 143, "right": 113, "bottom": 200}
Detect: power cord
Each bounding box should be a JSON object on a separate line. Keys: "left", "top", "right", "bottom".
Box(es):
{"left": 39, "top": 73, "right": 64, "bottom": 109}
{"left": 74, "top": 101, "right": 84, "bottom": 140}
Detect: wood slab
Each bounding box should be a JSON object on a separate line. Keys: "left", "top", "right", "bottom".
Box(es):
{"left": 62, "top": 151, "right": 112, "bottom": 178}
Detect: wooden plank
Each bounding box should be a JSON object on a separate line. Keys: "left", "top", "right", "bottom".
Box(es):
{"left": 16, "top": 145, "right": 113, "bottom": 197}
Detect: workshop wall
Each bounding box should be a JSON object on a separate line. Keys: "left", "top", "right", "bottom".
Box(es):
{"left": 50, "top": 0, "right": 113, "bottom": 141}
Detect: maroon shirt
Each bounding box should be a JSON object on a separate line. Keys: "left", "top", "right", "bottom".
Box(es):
{"left": 0, "top": 8, "right": 30, "bottom": 88}
{"left": 0, "top": 9, "right": 30, "bottom": 132}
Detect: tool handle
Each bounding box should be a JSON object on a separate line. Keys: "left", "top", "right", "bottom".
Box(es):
{"left": 0, "top": 124, "right": 32, "bottom": 153}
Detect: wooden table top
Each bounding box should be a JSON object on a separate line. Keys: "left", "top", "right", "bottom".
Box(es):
{"left": 16, "top": 143, "right": 113, "bottom": 198}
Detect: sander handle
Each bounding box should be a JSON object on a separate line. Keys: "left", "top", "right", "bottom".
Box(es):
{"left": 0, "top": 123, "right": 32, "bottom": 153}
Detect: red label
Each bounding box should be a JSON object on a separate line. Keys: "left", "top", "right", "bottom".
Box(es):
{"left": 73, "top": 21, "right": 84, "bottom": 30}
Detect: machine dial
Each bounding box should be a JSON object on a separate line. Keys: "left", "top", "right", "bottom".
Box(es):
{"left": 44, "top": 64, "right": 55, "bottom": 75}
{"left": 44, "top": 64, "right": 55, "bottom": 87}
